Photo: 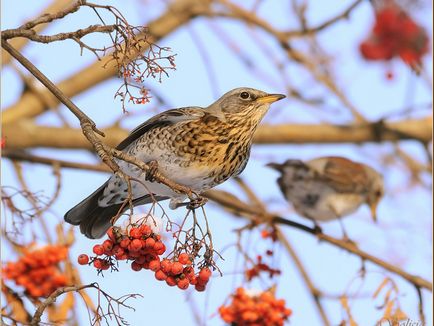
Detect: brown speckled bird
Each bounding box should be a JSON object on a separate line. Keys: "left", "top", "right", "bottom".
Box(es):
{"left": 267, "top": 157, "right": 384, "bottom": 228}
{"left": 65, "top": 87, "right": 285, "bottom": 238}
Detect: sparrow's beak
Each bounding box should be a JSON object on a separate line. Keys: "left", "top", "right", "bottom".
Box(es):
{"left": 368, "top": 200, "right": 379, "bottom": 223}
{"left": 256, "top": 93, "right": 286, "bottom": 104}
{"left": 266, "top": 162, "right": 285, "bottom": 172}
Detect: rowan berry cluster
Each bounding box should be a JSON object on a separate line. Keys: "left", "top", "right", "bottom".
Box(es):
{"left": 360, "top": 5, "right": 429, "bottom": 69}
{"left": 2, "top": 245, "right": 68, "bottom": 298}
{"left": 78, "top": 225, "right": 213, "bottom": 292}
{"left": 77, "top": 225, "right": 166, "bottom": 272}
{"left": 154, "top": 257, "right": 212, "bottom": 292}
{"left": 219, "top": 288, "right": 292, "bottom": 326}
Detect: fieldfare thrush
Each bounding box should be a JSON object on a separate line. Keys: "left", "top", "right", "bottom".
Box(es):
{"left": 65, "top": 87, "right": 285, "bottom": 238}
{"left": 267, "top": 156, "right": 384, "bottom": 229}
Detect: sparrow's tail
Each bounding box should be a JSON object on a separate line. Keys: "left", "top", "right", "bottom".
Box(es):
{"left": 64, "top": 182, "right": 168, "bottom": 239}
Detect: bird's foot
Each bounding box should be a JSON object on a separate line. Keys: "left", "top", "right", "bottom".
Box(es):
{"left": 187, "top": 196, "right": 208, "bottom": 210}
{"left": 145, "top": 160, "right": 159, "bottom": 182}
{"left": 313, "top": 222, "right": 323, "bottom": 235}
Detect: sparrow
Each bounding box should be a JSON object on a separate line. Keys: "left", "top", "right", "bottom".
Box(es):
{"left": 65, "top": 87, "right": 285, "bottom": 238}
{"left": 267, "top": 156, "right": 384, "bottom": 229}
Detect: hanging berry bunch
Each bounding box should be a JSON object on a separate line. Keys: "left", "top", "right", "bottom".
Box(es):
{"left": 2, "top": 245, "right": 69, "bottom": 298}
{"left": 359, "top": 4, "right": 429, "bottom": 71}
{"left": 78, "top": 215, "right": 214, "bottom": 292}
{"left": 219, "top": 288, "right": 292, "bottom": 326}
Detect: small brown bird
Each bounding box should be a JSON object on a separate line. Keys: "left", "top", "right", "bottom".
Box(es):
{"left": 65, "top": 87, "right": 285, "bottom": 238}
{"left": 267, "top": 157, "right": 384, "bottom": 229}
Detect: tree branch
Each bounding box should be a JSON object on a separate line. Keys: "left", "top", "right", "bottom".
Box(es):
{"left": 3, "top": 117, "right": 431, "bottom": 151}
{"left": 203, "top": 190, "right": 433, "bottom": 292}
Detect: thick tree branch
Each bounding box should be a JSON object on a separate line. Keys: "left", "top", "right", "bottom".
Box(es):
{"left": 3, "top": 117, "right": 431, "bottom": 150}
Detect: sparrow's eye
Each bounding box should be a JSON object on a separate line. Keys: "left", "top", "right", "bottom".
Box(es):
{"left": 240, "top": 91, "right": 250, "bottom": 100}
{"left": 375, "top": 190, "right": 383, "bottom": 197}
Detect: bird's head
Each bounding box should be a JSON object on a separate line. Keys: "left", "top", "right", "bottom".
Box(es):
{"left": 365, "top": 168, "right": 384, "bottom": 222}
{"left": 207, "top": 87, "right": 285, "bottom": 126}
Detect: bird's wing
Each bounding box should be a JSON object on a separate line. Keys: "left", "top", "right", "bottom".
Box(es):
{"left": 116, "top": 107, "right": 206, "bottom": 150}
{"left": 312, "top": 157, "right": 369, "bottom": 194}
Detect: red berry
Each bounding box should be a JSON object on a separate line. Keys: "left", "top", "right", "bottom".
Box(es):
{"left": 129, "top": 239, "right": 142, "bottom": 251}
{"left": 129, "top": 227, "right": 142, "bottom": 239}
{"left": 93, "top": 259, "right": 103, "bottom": 269}
{"left": 155, "top": 269, "right": 167, "bottom": 281}
{"left": 178, "top": 253, "right": 190, "bottom": 265}
{"left": 139, "top": 225, "right": 152, "bottom": 237}
{"left": 106, "top": 227, "right": 116, "bottom": 242}
{"left": 93, "top": 245, "right": 104, "bottom": 256}
{"left": 166, "top": 276, "right": 177, "bottom": 287}
{"left": 149, "top": 259, "right": 160, "bottom": 272}
{"left": 199, "top": 268, "right": 212, "bottom": 282}
{"left": 145, "top": 237, "right": 156, "bottom": 249}
{"left": 77, "top": 254, "right": 89, "bottom": 265}
{"left": 103, "top": 240, "right": 114, "bottom": 253}
{"left": 195, "top": 284, "right": 206, "bottom": 292}
{"left": 160, "top": 259, "right": 172, "bottom": 273}
{"left": 153, "top": 242, "right": 166, "bottom": 255}
{"left": 189, "top": 275, "right": 198, "bottom": 285}
{"left": 171, "top": 262, "right": 183, "bottom": 275}
{"left": 177, "top": 278, "right": 189, "bottom": 290}
{"left": 131, "top": 261, "right": 142, "bottom": 271}
{"left": 120, "top": 238, "right": 130, "bottom": 249}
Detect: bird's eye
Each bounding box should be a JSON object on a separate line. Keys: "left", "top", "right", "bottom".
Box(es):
{"left": 375, "top": 190, "right": 383, "bottom": 197}
{"left": 240, "top": 91, "right": 250, "bottom": 100}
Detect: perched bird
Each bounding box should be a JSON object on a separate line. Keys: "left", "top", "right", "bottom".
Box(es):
{"left": 267, "top": 156, "right": 384, "bottom": 230}
{"left": 65, "top": 87, "right": 285, "bottom": 238}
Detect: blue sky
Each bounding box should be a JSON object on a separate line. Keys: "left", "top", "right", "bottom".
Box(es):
{"left": 1, "top": 1, "right": 432, "bottom": 325}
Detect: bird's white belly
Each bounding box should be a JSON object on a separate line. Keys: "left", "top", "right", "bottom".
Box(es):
{"left": 304, "top": 193, "right": 364, "bottom": 222}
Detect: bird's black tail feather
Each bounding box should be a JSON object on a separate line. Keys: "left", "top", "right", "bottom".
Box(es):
{"left": 64, "top": 182, "right": 168, "bottom": 239}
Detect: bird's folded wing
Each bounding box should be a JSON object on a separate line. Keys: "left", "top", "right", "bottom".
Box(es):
{"left": 319, "top": 157, "right": 369, "bottom": 193}
{"left": 116, "top": 107, "right": 206, "bottom": 150}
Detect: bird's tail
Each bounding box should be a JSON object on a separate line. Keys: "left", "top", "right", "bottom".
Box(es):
{"left": 64, "top": 182, "right": 168, "bottom": 239}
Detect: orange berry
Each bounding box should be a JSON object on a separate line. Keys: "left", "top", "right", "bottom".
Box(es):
{"left": 93, "top": 245, "right": 104, "bottom": 256}
{"left": 129, "top": 239, "right": 142, "bottom": 251}
{"left": 145, "top": 237, "right": 155, "bottom": 249}
{"left": 155, "top": 269, "right": 167, "bottom": 281}
{"left": 166, "top": 276, "right": 177, "bottom": 287}
{"left": 129, "top": 227, "right": 142, "bottom": 239}
{"left": 93, "top": 259, "right": 103, "bottom": 269}
{"left": 149, "top": 259, "right": 160, "bottom": 271}
{"left": 131, "top": 261, "right": 142, "bottom": 271}
{"left": 153, "top": 242, "right": 166, "bottom": 255}
{"left": 103, "top": 240, "right": 114, "bottom": 251}
{"left": 171, "top": 262, "right": 183, "bottom": 275}
{"left": 178, "top": 253, "right": 190, "bottom": 265}
{"left": 77, "top": 254, "right": 89, "bottom": 265}
{"left": 119, "top": 238, "right": 130, "bottom": 249}
{"left": 177, "top": 278, "right": 189, "bottom": 290}
{"left": 139, "top": 225, "right": 152, "bottom": 237}
{"left": 160, "top": 259, "right": 171, "bottom": 273}
{"left": 195, "top": 284, "right": 206, "bottom": 292}
{"left": 198, "top": 268, "right": 211, "bottom": 281}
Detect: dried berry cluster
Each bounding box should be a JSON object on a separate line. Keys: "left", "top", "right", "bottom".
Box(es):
{"left": 78, "top": 225, "right": 213, "bottom": 291}
{"left": 360, "top": 5, "right": 429, "bottom": 68}
{"left": 2, "top": 245, "right": 68, "bottom": 298}
{"left": 245, "top": 254, "right": 281, "bottom": 281}
{"left": 219, "top": 288, "right": 292, "bottom": 326}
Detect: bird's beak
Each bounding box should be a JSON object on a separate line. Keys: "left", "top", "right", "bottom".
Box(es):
{"left": 256, "top": 93, "right": 286, "bottom": 104}
{"left": 369, "top": 200, "right": 379, "bottom": 223}
{"left": 266, "top": 162, "right": 285, "bottom": 172}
